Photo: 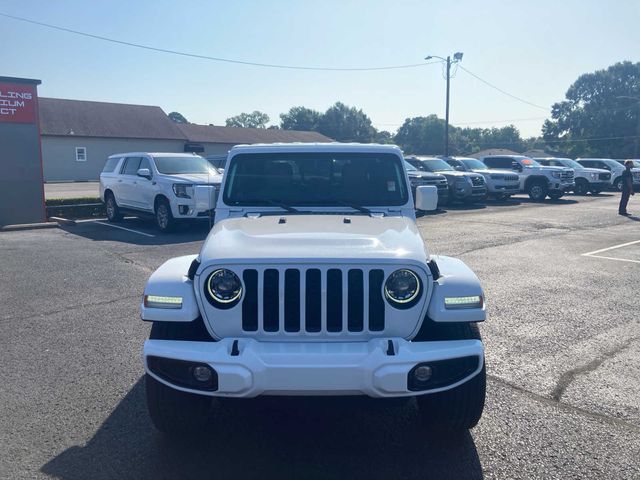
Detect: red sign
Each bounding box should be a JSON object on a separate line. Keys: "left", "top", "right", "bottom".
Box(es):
{"left": 0, "top": 83, "right": 37, "bottom": 124}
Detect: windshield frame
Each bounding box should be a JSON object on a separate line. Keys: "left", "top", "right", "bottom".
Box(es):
{"left": 153, "top": 155, "right": 218, "bottom": 175}
{"left": 222, "top": 151, "right": 410, "bottom": 208}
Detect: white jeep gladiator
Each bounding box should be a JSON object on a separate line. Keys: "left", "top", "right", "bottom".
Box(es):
{"left": 141, "top": 143, "right": 486, "bottom": 434}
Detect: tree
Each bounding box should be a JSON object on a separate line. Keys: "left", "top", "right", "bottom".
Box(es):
{"left": 225, "top": 111, "right": 270, "bottom": 129}
{"left": 394, "top": 115, "right": 446, "bottom": 154}
{"left": 543, "top": 61, "right": 640, "bottom": 158}
{"left": 280, "top": 106, "right": 322, "bottom": 131}
{"left": 168, "top": 111, "right": 189, "bottom": 124}
{"left": 317, "top": 102, "right": 376, "bottom": 142}
{"left": 374, "top": 130, "right": 394, "bottom": 144}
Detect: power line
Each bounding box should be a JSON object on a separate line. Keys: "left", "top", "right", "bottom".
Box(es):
{"left": 0, "top": 12, "right": 442, "bottom": 72}
{"left": 458, "top": 65, "right": 549, "bottom": 111}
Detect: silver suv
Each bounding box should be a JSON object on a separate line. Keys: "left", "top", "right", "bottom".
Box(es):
{"left": 443, "top": 157, "right": 520, "bottom": 200}
{"left": 100, "top": 152, "right": 222, "bottom": 232}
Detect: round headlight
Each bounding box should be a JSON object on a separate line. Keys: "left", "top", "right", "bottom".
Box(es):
{"left": 384, "top": 269, "right": 421, "bottom": 305}
{"left": 206, "top": 269, "right": 242, "bottom": 304}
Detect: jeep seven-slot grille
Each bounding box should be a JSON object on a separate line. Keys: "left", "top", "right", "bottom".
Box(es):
{"left": 240, "top": 268, "right": 385, "bottom": 333}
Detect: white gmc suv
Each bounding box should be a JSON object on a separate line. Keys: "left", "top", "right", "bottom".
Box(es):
{"left": 100, "top": 153, "right": 222, "bottom": 232}
{"left": 478, "top": 155, "right": 575, "bottom": 201}
{"left": 141, "top": 143, "right": 487, "bottom": 435}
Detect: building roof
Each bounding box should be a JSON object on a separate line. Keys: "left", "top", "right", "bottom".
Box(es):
{"left": 39, "top": 97, "right": 186, "bottom": 140}
{"left": 176, "top": 123, "right": 332, "bottom": 144}
{"left": 469, "top": 148, "right": 521, "bottom": 158}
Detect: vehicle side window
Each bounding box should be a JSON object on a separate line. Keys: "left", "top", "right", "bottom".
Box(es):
{"left": 484, "top": 157, "right": 512, "bottom": 169}
{"left": 139, "top": 157, "right": 152, "bottom": 175}
{"left": 122, "top": 157, "right": 142, "bottom": 175}
{"left": 102, "top": 157, "right": 120, "bottom": 172}
{"left": 581, "top": 161, "right": 593, "bottom": 168}
{"left": 595, "top": 162, "right": 608, "bottom": 170}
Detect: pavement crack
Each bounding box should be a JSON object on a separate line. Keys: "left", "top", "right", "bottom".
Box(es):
{"left": 550, "top": 336, "right": 639, "bottom": 401}
{"left": 487, "top": 374, "right": 640, "bottom": 432}
{"left": 0, "top": 295, "right": 140, "bottom": 323}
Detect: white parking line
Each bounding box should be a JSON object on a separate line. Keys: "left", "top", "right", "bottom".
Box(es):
{"left": 95, "top": 221, "right": 155, "bottom": 238}
{"left": 582, "top": 239, "right": 640, "bottom": 256}
{"left": 582, "top": 239, "right": 640, "bottom": 264}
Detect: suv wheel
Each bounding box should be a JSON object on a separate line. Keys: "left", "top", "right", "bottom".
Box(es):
{"left": 145, "top": 373, "right": 214, "bottom": 435}
{"left": 416, "top": 323, "right": 486, "bottom": 431}
{"left": 614, "top": 177, "right": 624, "bottom": 192}
{"left": 548, "top": 191, "right": 564, "bottom": 200}
{"left": 527, "top": 181, "right": 547, "bottom": 201}
{"left": 105, "top": 193, "right": 123, "bottom": 222}
{"left": 574, "top": 179, "right": 589, "bottom": 195}
{"left": 155, "top": 199, "right": 175, "bottom": 232}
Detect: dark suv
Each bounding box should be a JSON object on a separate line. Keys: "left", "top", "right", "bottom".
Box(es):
{"left": 404, "top": 160, "right": 449, "bottom": 206}
{"left": 406, "top": 156, "right": 487, "bottom": 203}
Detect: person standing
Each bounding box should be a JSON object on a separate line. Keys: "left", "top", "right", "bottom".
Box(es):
{"left": 619, "top": 160, "right": 635, "bottom": 215}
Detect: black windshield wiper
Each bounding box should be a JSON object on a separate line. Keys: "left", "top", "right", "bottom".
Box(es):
{"left": 333, "top": 201, "right": 372, "bottom": 215}
{"left": 238, "top": 198, "right": 300, "bottom": 213}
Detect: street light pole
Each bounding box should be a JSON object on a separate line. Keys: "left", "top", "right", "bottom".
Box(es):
{"left": 444, "top": 55, "right": 451, "bottom": 157}
{"left": 425, "top": 52, "right": 463, "bottom": 157}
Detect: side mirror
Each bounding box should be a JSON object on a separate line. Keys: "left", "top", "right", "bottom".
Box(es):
{"left": 137, "top": 168, "right": 152, "bottom": 179}
{"left": 415, "top": 185, "right": 438, "bottom": 211}
{"left": 512, "top": 163, "right": 523, "bottom": 172}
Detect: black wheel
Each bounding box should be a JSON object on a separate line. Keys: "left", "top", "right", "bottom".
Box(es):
{"left": 574, "top": 179, "right": 589, "bottom": 195}
{"left": 416, "top": 323, "right": 486, "bottom": 431}
{"left": 527, "top": 181, "right": 547, "bottom": 201}
{"left": 548, "top": 191, "right": 564, "bottom": 200}
{"left": 145, "top": 373, "right": 214, "bottom": 435}
{"left": 105, "top": 193, "right": 123, "bottom": 222}
{"left": 614, "top": 177, "right": 624, "bottom": 192}
{"left": 155, "top": 198, "right": 175, "bottom": 232}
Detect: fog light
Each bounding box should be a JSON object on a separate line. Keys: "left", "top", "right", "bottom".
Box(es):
{"left": 192, "top": 365, "right": 213, "bottom": 382}
{"left": 414, "top": 365, "right": 432, "bottom": 382}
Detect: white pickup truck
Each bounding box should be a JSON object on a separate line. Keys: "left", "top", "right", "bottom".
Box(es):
{"left": 478, "top": 155, "right": 575, "bottom": 201}
{"left": 140, "top": 143, "right": 487, "bottom": 435}
{"left": 100, "top": 152, "right": 222, "bottom": 231}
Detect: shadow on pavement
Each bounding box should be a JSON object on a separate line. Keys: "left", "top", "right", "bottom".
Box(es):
{"left": 517, "top": 197, "right": 579, "bottom": 205}
{"left": 59, "top": 218, "right": 212, "bottom": 246}
{"left": 41, "top": 377, "right": 484, "bottom": 480}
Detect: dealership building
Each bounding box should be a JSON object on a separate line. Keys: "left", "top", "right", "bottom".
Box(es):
{"left": 39, "top": 97, "right": 332, "bottom": 182}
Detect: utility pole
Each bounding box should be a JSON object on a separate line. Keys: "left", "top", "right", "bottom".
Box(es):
{"left": 425, "top": 52, "right": 464, "bottom": 157}
{"left": 444, "top": 56, "right": 451, "bottom": 157}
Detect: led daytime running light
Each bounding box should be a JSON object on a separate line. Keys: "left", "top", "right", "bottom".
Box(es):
{"left": 144, "top": 295, "right": 183, "bottom": 309}
{"left": 444, "top": 295, "right": 483, "bottom": 309}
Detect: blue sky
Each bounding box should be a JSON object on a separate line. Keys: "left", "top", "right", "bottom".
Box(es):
{"left": 1, "top": 0, "right": 639, "bottom": 137}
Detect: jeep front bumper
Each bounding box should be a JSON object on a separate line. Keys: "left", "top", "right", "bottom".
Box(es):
{"left": 144, "top": 337, "right": 484, "bottom": 398}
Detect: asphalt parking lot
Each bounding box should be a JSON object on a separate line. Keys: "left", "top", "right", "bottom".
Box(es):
{"left": 1, "top": 192, "right": 639, "bottom": 479}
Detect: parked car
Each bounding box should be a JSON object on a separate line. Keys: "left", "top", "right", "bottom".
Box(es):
{"left": 206, "top": 154, "right": 227, "bottom": 172}
{"left": 535, "top": 157, "right": 610, "bottom": 195}
{"left": 404, "top": 160, "right": 449, "bottom": 206}
{"left": 477, "top": 155, "right": 574, "bottom": 201}
{"left": 577, "top": 158, "right": 640, "bottom": 191}
{"left": 141, "top": 143, "right": 487, "bottom": 435}
{"left": 442, "top": 156, "right": 520, "bottom": 200}
{"left": 615, "top": 159, "right": 640, "bottom": 169}
{"left": 100, "top": 152, "right": 222, "bottom": 232}
{"left": 405, "top": 156, "right": 487, "bottom": 203}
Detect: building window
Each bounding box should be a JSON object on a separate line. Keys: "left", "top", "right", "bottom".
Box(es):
{"left": 76, "top": 147, "right": 87, "bottom": 162}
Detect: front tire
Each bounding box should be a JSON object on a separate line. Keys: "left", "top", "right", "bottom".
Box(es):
{"left": 527, "top": 181, "right": 547, "bottom": 202}
{"left": 574, "top": 179, "right": 589, "bottom": 195}
{"left": 548, "top": 191, "right": 564, "bottom": 200}
{"left": 155, "top": 198, "right": 175, "bottom": 232}
{"left": 145, "top": 373, "right": 214, "bottom": 435}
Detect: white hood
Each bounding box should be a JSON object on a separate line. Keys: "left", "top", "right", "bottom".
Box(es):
{"left": 199, "top": 215, "right": 429, "bottom": 264}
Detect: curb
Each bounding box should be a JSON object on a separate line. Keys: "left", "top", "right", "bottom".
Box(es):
{"left": 0, "top": 222, "right": 60, "bottom": 232}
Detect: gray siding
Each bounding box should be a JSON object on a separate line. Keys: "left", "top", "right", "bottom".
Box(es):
{"left": 42, "top": 136, "right": 185, "bottom": 181}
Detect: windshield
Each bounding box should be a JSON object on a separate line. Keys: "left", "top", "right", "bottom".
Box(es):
{"left": 223, "top": 152, "right": 409, "bottom": 207}
{"left": 520, "top": 157, "right": 542, "bottom": 167}
{"left": 154, "top": 156, "right": 216, "bottom": 174}
{"left": 461, "top": 159, "right": 488, "bottom": 170}
{"left": 420, "top": 159, "right": 454, "bottom": 172}
{"left": 603, "top": 160, "right": 623, "bottom": 169}
{"left": 404, "top": 160, "right": 418, "bottom": 171}
{"left": 557, "top": 159, "right": 581, "bottom": 169}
